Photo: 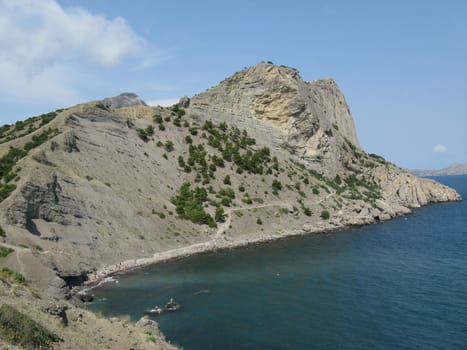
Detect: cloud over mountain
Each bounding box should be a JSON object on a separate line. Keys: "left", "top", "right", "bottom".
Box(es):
{"left": 0, "top": 0, "right": 152, "bottom": 104}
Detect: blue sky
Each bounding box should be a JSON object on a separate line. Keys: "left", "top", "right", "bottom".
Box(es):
{"left": 0, "top": 0, "right": 465, "bottom": 169}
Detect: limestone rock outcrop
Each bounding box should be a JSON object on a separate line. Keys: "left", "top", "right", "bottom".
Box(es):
{"left": 101, "top": 92, "right": 147, "bottom": 109}
{"left": 189, "top": 62, "right": 460, "bottom": 207}
{"left": 189, "top": 62, "right": 359, "bottom": 176}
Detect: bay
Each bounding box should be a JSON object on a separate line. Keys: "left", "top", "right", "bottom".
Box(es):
{"left": 89, "top": 175, "right": 467, "bottom": 350}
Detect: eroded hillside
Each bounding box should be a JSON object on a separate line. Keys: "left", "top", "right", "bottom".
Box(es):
{"left": 0, "top": 63, "right": 460, "bottom": 299}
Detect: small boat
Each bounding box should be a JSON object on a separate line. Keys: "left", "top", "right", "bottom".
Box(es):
{"left": 165, "top": 297, "right": 182, "bottom": 311}
{"left": 144, "top": 306, "right": 163, "bottom": 315}
{"left": 144, "top": 298, "right": 182, "bottom": 316}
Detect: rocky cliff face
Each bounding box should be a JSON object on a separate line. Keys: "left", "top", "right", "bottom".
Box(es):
{"left": 189, "top": 62, "right": 460, "bottom": 208}
{"left": 189, "top": 62, "right": 359, "bottom": 176}
{"left": 0, "top": 63, "right": 461, "bottom": 302}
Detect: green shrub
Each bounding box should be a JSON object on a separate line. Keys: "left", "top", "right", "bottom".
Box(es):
{"left": 0, "top": 184, "right": 16, "bottom": 202}
{"left": 171, "top": 105, "right": 186, "bottom": 117}
{"left": 242, "top": 196, "right": 253, "bottom": 204}
{"left": 136, "top": 128, "right": 148, "bottom": 141}
{"left": 218, "top": 187, "right": 235, "bottom": 199}
{"left": 334, "top": 174, "right": 342, "bottom": 185}
{"left": 146, "top": 125, "right": 154, "bottom": 135}
{"left": 212, "top": 155, "right": 224, "bottom": 167}
{"left": 220, "top": 197, "right": 232, "bottom": 207}
{"left": 0, "top": 304, "right": 61, "bottom": 349}
{"left": 185, "top": 135, "right": 193, "bottom": 144}
{"left": 0, "top": 247, "right": 14, "bottom": 258}
{"left": 153, "top": 114, "right": 163, "bottom": 124}
{"left": 223, "top": 175, "right": 231, "bottom": 185}
{"left": 158, "top": 124, "right": 165, "bottom": 131}
{"left": 272, "top": 179, "right": 282, "bottom": 192}
{"left": 238, "top": 185, "right": 245, "bottom": 192}
{"left": 0, "top": 226, "right": 5, "bottom": 237}
{"left": 320, "top": 210, "right": 330, "bottom": 220}
{"left": 312, "top": 187, "right": 320, "bottom": 195}
{"left": 215, "top": 207, "right": 226, "bottom": 223}
{"left": 178, "top": 156, "right": 186, "bottom": 167}
{"left": 151, "top": 210, "right": 166, "bottom": 219}
{"left": 171, "top": 182, "right": 216, "bottom": 227}
{"left": 165, "top": 140, "right": 174, "bottom": 151}
{"left": 256, "top": 218, "right": 263, "bottom": 225}
{"left": 23, "top": 128, "right": 58, "bottom": 151}
{"left": 0, "top": 268, "right": 26, "bottom": 285}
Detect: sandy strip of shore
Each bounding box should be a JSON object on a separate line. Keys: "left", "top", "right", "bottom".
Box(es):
{"left": 83, "top": 219, "right": 352, "bottom": 289}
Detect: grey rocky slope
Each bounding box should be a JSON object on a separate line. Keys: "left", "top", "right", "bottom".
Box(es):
{"left": 0, "top": 277, "right": 178, "bottom": 350}
{"left": 0, "top": 63, "right": 461, "bottom": 315}
{"left": 410, "top": 163, "right": 467, "bottom": 176}
{"left": 101, "top": 92, "right": 147, "bottom": 108}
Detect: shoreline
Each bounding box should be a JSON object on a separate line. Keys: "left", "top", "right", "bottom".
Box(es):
{"left": 83, "top": 213, "right": 382, "bottom": 289}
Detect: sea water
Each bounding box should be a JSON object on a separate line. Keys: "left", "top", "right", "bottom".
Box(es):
{"left": 89, "top": 176, "right": 467, "bottom": 350}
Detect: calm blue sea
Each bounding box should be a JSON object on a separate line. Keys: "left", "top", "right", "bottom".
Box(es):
{"left": 89, "top": 175, "right": 467, "bottom": 350}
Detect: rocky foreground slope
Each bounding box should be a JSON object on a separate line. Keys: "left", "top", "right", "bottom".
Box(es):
{"left": 0, "top": 62, "right": 461, "bottom": 348}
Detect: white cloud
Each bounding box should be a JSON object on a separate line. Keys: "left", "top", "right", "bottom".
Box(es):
{"left": 147, "top": 98, "right": 180, "bottom": 107}
{"left": 0, "top": 0, "right": 154, "bottom": 104}
{"left": 433, "top": 144, "right": 447, "bottom": 153}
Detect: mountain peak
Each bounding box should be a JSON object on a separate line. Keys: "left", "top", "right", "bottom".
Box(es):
{"left": 101, "top": 92, "right": 147, "bottom": 109}
{"left": 189, "top": 63, "right": 359, "bottom": 175}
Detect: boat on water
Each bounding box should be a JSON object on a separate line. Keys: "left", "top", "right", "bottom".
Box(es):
{"left": 145, "top": 306, "right": 163, "bottom": 315}
{"left": 144, "top": 298, "right": 182, "bottom": 315}
{"left": 165, "top": 297, "right": 182, "bottom": 311}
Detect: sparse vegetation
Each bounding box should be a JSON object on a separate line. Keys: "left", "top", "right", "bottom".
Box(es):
{"left": 151, "top": 209, "right": 166, "bottom": 219}
{"left": 136, "top": 125, "right": 154, "bottom": 141}
{"left": 171, "top": 182, "right": 216, "bottom": 227}
{"left": 272, "top": 179, "right": 282, "bottom": 195}
{"left": 0, "top": 246, "right": 13, "bottom": 258}
{"left": 302, "top": 206, "right": 312, "bottom": 216}
{"left": 0, "top": 268, "right": 26, "bottom": 285}
{"left": 0, "top": 126, "right": 60, "bottom": 202}
{"left": 153, "top": 114, "right": 163, "bottom": 124}
{"left": 164, "top": 140, "right": 174, "bottom": 152}
{"left": 0, "top": 304, "right": 61, "bottom": 349}
{"left": 0, "top": 110, "right": 60, "bottom": 144}
{"left": 215, "top": 207, "right": 226, "bottom": 223}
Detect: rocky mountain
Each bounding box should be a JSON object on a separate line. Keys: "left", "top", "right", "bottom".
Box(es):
{"left": 0, "top": 62, "right": 461, "bottom": 348}
{"left": 189, "top": 63, "right": 359, "bottom": 176}
{"left": 410, "top": 163, "right": 467, "bottom": 176}
{"left": 101, "top": 92, "right": 147, "bottom": 109}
